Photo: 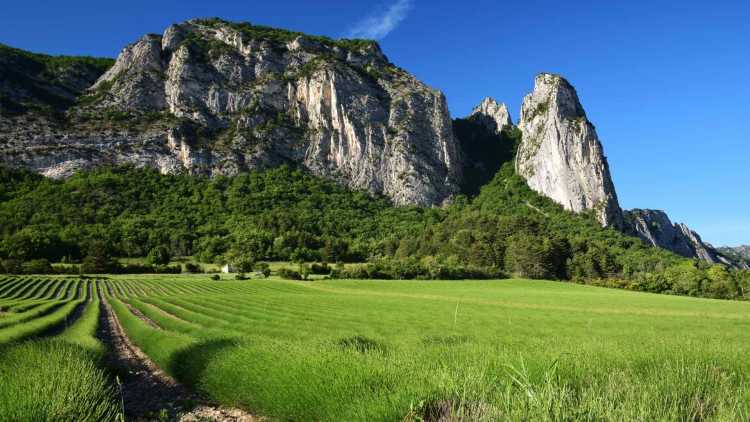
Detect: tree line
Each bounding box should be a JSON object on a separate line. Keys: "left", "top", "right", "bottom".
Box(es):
{"left": 0, "top": 164, "right": 748, "bottom": 301}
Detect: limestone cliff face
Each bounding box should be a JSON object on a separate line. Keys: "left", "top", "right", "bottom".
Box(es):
{"left": 516, "top": 73, "right": 622, "bottom": 228}
{"left": 623, "top": 208, "right": 734, "bottom": 264}
{"left": 0, "top": 19, "right": 460, "bottom": 206}
{"left": 470, "top": 97, "right": 512, "bottom": 133}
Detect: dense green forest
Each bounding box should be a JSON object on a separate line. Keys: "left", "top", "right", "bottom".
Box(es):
{"left": 1, "top": 162, "right": 748, "bottom": 300}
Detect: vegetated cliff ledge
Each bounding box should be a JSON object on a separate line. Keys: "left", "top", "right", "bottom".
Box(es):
{"left": 0, "top": 18, "right": 460, "bottom": 206}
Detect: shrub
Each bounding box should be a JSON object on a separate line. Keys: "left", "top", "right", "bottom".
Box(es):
{"left": 185, "top": 262, "right": 204, "bottom": 273}
{"left": 310, "top": 262, "right": 331, "bottom": 275}
{"left": 255, "top": 262, "right": 271, "bottom": 278}
{"left": 233, "top": 256, "right": 255, "bottom": 273}
{"left": 329, "top": 258, "right": 504, "bottom": 280}
{"left": 80, "top": 255, "right": 120, "bottom": 274}
{"left": 299, "top": 263, "right": 311, "bottom": 280}
{"left": 21, "top": 259, "right": 53, "bottom": 274}
{"left": 278, "top": 268, "right": 303, "bottom": 280}
{"left": 147, "top": 246, "right": 171, "bottom": 266}
{"left": 210, "top": 274, "right": 221, "bottom": 281}
{"left": 1, "top": 259, "right": 22, "bottom": 274}
{"left": 118, "top": 264, "right": 181, "bottom": 274}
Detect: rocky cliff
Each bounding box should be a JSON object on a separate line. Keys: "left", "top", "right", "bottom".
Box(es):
{"left": 0, "top": 19, "right": 461, "bottom": 206}
{"left": 516, "top": 73, "right": 622, "bottom": 228}
{"left": 716, "top": 245, "right": 750, "bottom": 269}
{"left": 721, "top": 245, "right": 750, "bottom": 260}
{"left": 470, "top": 97, "right": 512, "bottom": 133}
{"left": 452, "top": 97, "right": 519, "bottom": 195}
{"left": 623, "top": 208, "right": 745, "bottom": 266}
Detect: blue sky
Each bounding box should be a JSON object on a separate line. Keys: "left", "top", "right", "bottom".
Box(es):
{"left": 2, "top": 0, "right": 748, "bottom": 245}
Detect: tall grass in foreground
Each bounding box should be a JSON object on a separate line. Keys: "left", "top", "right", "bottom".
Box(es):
{"left": 100, "top": 277, "right": 750, "bottom": 420}
{"left": 113, "top": 295, "right": 750, "bottom": 420}
{"left": 0, "top": 281, "right": 121, "bottom": 422}
{"left": 196, "top": 340, "right": 750, "bottom": 421}
{"left": 0, "top": 339, "right": 120, "bottom": 421}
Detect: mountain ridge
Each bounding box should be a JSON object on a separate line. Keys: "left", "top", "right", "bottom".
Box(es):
{"left": 1, "top": 18, "right": 460, "bottom": 206}
{"left": 0, "top": 18, "right": 743, "bottom": 267}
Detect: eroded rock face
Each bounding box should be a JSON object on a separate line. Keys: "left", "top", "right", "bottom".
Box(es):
{"left": 516, "top": 73, "right": 622, "bottom": 228}
{"left": 470, "top": 97, "right": 512, "bottom": 133}
{"left": 0, "top": 19, "right": 461, "bottom": 206}
{"left": 623, "top": 208, "right": 725, "bottom": 263}
{"left": 716, "top": 245, "right": 750, "bottom": 270}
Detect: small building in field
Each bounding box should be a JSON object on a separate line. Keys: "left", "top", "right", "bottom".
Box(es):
{"left": 221, "top": 264, "right": 234, "bottom": 273}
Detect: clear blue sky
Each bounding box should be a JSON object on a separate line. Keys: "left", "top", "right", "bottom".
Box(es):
{"left": 2, "top": 0, "right": 748, "bottom": 246}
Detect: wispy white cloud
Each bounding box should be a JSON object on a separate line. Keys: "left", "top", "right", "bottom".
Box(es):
{"left": 346, "top": 0, "right": 415, "bottom": 40}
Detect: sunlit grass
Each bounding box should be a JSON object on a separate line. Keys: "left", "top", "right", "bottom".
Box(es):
{"left": 106, "top": 277, "right": 750, "bottom": 420}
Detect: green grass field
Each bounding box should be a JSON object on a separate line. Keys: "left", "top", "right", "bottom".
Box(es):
{"left": 0, "top": 277, "right": 120, "bottom": 421}
{"left": 1, "top": 275, "right": 749, "bottom": 420}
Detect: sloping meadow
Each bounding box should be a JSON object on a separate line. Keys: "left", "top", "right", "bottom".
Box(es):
{"left": 106, "top": 276, "right": 750, "bottom": 420}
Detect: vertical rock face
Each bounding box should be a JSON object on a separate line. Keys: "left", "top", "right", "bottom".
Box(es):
{"left": 470, "top": 97, "right": 512, "bottom": 133}
{"left": 623, "top": 208, "right": 729, "bottom": 264}
{"left": 516, "top": 73, "right": 622, "bottom": 228}
{"left": 0, "top": 19, "right": 461, "bottom": 206}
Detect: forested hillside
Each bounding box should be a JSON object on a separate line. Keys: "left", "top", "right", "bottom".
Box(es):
{"left": 1, "top": 164, "right": 748, "bottom": 299}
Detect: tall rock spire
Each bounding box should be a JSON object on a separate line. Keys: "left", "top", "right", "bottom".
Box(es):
{"left": 516, "top": 73, "right": 623, "bottom": 228}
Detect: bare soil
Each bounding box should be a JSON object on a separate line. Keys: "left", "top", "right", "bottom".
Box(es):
{"left": 142, "top": 301, "right": 195, "bottom": 326}
{"left": 96, "top": 293, "right": 256, "bottom": 421}
{"left": 124, "top": 302, "right": 162, "bottom": 329}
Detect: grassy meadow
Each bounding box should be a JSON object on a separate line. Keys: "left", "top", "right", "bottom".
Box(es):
{"left": 1, "top": 274, "right": 749, "bottom": 420}
{"left": 0, "top": 277, "right": 121, "bottom": 420}
{"left": 109, "top": 276, "right": 750, "bottom": 420}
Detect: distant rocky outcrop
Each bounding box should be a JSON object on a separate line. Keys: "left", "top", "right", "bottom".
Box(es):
{"left": 0, "top": 19, "right": 461, "bottom": 206}
{"left": 516, "top": 73, "right": 622, "bottom": 228}
{"left": 623, "top": 208, "right": 744, "bottom": 266}
{"left": 721, "top": 245, "right": 750, "bottom": 260}
{"left": 452, "top": 97, "right": 519, "bottom": 195}
{"left": 470, "top": 97, "right": 512, "bottom": 133}
{"left": 716, "top": 245, "right": 750, "bottom": 269}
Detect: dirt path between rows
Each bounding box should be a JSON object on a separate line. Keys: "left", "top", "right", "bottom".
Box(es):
{"left": 124, "top": 302, "right": 162, "bottom": 329}
{"left": 142, "top": 301, "right": 196, "bottom": 326}
{"left": 96, "top": 292, "right": 256, "bottom": 421}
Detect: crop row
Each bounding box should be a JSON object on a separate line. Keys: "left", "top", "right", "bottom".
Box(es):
{"left": 0, "top": 277, "right": 98, "bottom": 345}
{"left": 0, "top": 280, "right": 121, "bottom": 420}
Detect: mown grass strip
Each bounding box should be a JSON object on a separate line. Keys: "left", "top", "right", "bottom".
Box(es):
{"left": 0, "top": 277, "right": 27, "bottom": 298}
{"left": 0, "top": 300, "right": 83, "bottom": 345}
{"left": 57, "top": 299, "right": 103, "bottom": 353}
{"left": 0, "top": 301, "right": 66, "bottom": 330}
{"left": 109, "top": 298, "right": 195, "bottom": 377}
{"left": 4, "top": 280, "right": 73, "bottom": 312}
{"left": 0, "top": 278, "right": 38, "bottom": 305}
